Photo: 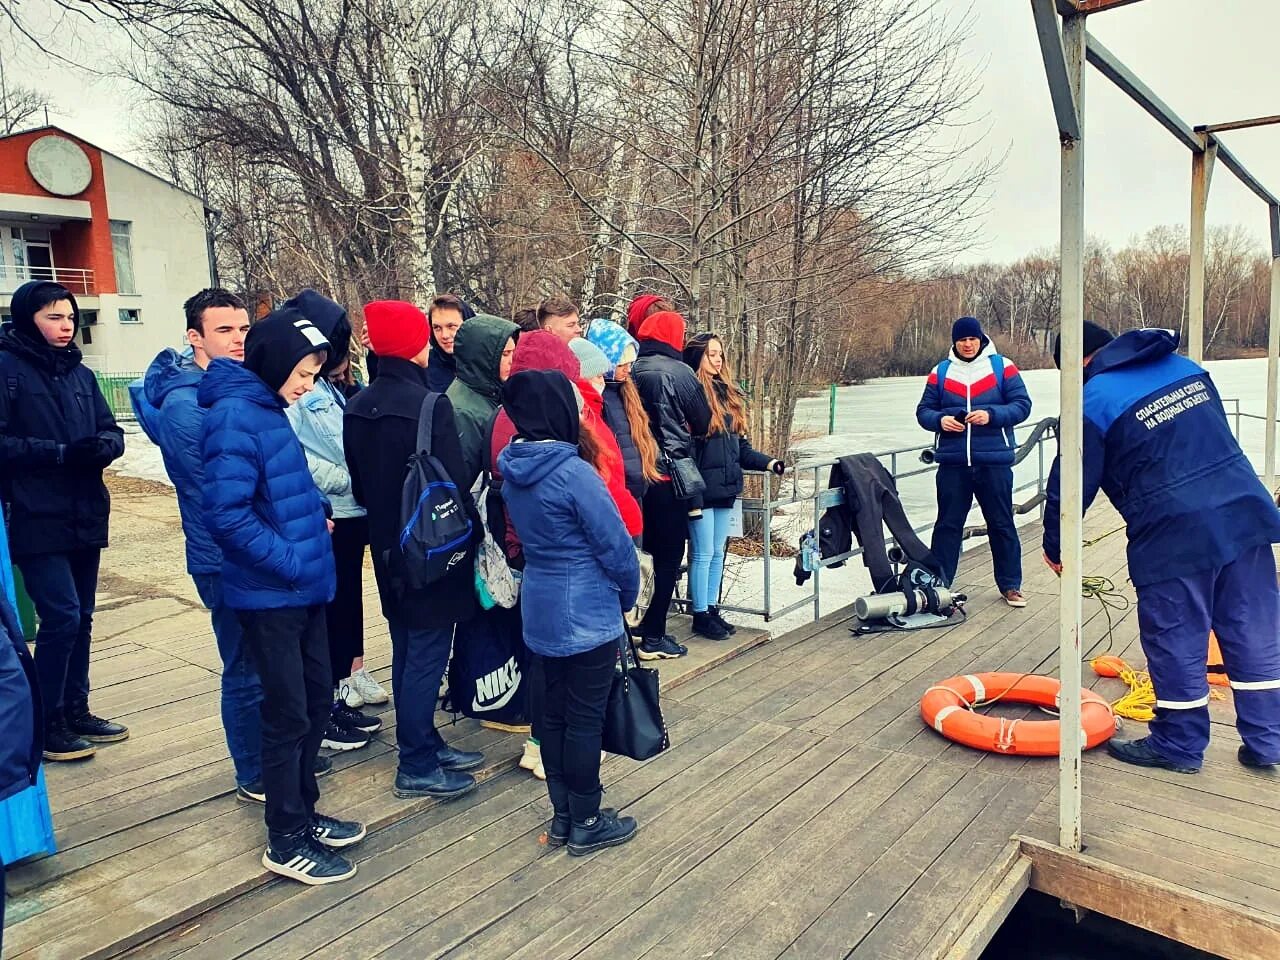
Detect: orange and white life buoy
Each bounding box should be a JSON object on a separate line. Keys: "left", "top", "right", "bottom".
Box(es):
{"left": 920, "top": 672, "right": 1117, "bottom": 756}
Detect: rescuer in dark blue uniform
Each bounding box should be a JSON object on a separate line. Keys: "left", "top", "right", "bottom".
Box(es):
{"left": 1044, "top": 324, "right": 1280, "bottom": 773}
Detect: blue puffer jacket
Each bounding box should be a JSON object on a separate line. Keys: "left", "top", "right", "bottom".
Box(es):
{"left": 130, "top": 349, "right": 222, "bottom": 574}
{"left": 1, "top": 519, "right": 40, "bottom": 804}
{"left": 198, "top": 359, "right": 336, "bottom": 610}
{"left": 499, "top": 440, "right": 640, "bottom": 657}
{"left": 1043, "top": 329, "right": 1280, "bottom": 586}
{"left": 916, "top": 341, "right": 1032, "bottom": 466}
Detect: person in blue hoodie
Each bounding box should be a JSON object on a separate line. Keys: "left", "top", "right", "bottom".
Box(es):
{"left": 130, "top": 288, "right": 270, "bottom": 799}
{"left": 1044, "top": 326, "right": 1280, "bottom": 775}
{"left": 916, "top": 316, "right": 1032, "bottom": 605}
{"left": 499, "top": 369, "right": 641, "bottom": 857}
{"left": 199, "top": 308, "right": 363, "bottom": 885}
{"left": 283, "top": 290, "right": 386, "bottom": 753}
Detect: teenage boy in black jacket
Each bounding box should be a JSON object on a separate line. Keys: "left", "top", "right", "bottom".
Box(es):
{"left": 0, "top": 280, "right": 127, "bottom": 761}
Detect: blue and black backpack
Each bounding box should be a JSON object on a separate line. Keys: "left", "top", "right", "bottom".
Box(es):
{"left": 398, "top": 394, "right": 474, "bottom": 588}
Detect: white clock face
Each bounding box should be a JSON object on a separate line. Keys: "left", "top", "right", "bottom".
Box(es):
{"left": 27, "top": 136, "right": 93, "bottom": 197}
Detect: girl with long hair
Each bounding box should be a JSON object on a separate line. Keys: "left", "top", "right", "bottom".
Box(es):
{"left": 682, "top": 333, "right": 785, "bottom": 639}
{"left": 586, "top": 319, "right": 662, "bottom": 509}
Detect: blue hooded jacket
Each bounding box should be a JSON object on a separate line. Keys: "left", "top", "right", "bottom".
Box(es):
{"left": 916, "top": 339, "right": 1032, "bottom": 466}
{"left": 499, "top": 440, "right": 640, "bottom": 657}
{"left": 130, "top": 348, "right": 222, "bottom": 574}
{"left": 198, "top": 359, "right": 336, "bottom": 609}
{"left": 1043, "top": 328, "right": 1280, "bottom": 585}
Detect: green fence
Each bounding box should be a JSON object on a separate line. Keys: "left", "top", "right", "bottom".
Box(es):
{"left": 94, "top": 371, "right": 143, "bottom": 422}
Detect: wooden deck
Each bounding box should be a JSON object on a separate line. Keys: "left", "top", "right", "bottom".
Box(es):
{"left": 5, "top": 485, "right": 1280, "bottom": 960}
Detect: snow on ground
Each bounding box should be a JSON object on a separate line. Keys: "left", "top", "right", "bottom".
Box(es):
{"left": 114, "top": 424, "right": 174, "bottom": 488}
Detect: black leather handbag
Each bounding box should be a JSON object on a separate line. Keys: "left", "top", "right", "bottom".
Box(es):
{"left": 602, "top": 636, "right": 670, "bottom": 761}
{"left": 667, "top": 456, "right": 706, "bottom": 501}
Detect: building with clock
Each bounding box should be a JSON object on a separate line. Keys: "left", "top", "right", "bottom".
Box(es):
{"left": 0, "top": 126, "right": 214, "bottom": 373}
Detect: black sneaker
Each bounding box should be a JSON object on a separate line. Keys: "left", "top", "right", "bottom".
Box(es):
{"left": 311, "top": 813, "right": 367, "bottom": 848}
{"left": 237, "top": 781, "right": 267, "bottom": 803}
{"left": 708, "top": 605, "right": 737, "bottom": 635}
{"left": 637, "top": 635, "right": 687, "bottom": 660}
{"left": 332, "top": 701, "right": 381, "bottom": 734}
{"left": 314, "top": 755, "right": 334, "bottom": 778}
{"left": 567, "top": 810, "right": 638, "bottom": 856}
{"left": 321, "top": 720, "right": 370, "bottom": 752}
{"left": 691, "top": 612, "right": 730, "bottom": 641}
{"left": 262, "top": 832, "right": 356, "bottom": 885}
{"left": 1106, "top": 737, "right": 1199, "bottom": 774}
{"left": 66, "top": 710, "right": 130, "bottom": 743}
{"left": 1239, "top": 744, "right": 1278, "bottom": 770}
{"left": 43, "top": 720, "right": 96, "bottom": 761}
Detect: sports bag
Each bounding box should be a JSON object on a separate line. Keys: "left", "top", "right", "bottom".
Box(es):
{"left": 398, "top": 394, "right": 474, "bottom": 589}
{"left": 446, "top": 605, "right": 529, "bottom": 726}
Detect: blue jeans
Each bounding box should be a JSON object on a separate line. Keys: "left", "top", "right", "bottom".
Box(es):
{"left": 687, "top": 507, "right": 734, "bottom": 613}
{"left": 930, "top": 464, "right": 1021, "bottom": 591}
{"left": 388, "top": 619, "right": 452, "bottom": 777}
{"left": 193, "top": 574, "right": 263, "bottom": 788}
{"left": 16, "top": 549, "right": 99, "bottom": 723}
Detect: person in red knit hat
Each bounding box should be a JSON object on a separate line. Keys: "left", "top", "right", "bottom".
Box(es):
{"left": 625, "top": 293, "right": 674, "bottom": 339}
{"left": 343, "top": 301, "right": 485, "bottom": 802}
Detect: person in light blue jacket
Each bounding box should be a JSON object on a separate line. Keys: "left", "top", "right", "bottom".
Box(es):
{"left": 284, "top": 290, "right": 387, "bottom": 751}
{"left": 499, "top": 369, "right": 640, "bottom": 857}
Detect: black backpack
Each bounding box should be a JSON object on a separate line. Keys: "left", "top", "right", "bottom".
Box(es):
{"left": 398, "top": 394, "right": 474, "bottom": 588}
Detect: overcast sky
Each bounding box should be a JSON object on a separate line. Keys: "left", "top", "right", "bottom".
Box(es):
{"left": 3, "top": 0, "right": 1277, "bottom": 265}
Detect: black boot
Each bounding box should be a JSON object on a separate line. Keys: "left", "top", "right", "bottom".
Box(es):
{"left": 567, "top": 788, "right": 637, "bottom": 856}
{"left": 691, "top": 611, "right": 730, "bottom": 641}
{"left": 708, "top": 606, "right": 737, "bottom": 635}
{"left": 546, "top": 778, "right": 615, "bottom": 848}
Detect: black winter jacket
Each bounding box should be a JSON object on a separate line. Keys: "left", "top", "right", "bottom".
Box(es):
{"left": 692, "top": 386, "right": 773, "bottom": 508}
{"left": 601, "top": 380, "right": 646, "bottom": 504}
{"left": 631, "top": 341, "right": 711, "bottom": 509}
{"left": 0, "top": 590, "right": 40, "bottom": 804}
{"left": 344, "top": 356, "right": 479, "bottom": 629}
{"left": 0, "top": 327, "right": 124, "bottom": 557}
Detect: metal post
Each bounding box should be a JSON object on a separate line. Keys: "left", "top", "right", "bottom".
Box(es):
{"left": 1188, "top": 137, "right": 1216, "bottom": 363}
{"left": 1267, "top": 204, "right": 1280, "bottom": 492}
{"left": 828, "top": 383, "right": 837, "bottom": 435}
{"left": 1057, "top": 10, "right": 1087, "bottom": 854}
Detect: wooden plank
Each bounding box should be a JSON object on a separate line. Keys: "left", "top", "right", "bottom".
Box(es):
{"left": 940, "top": 855, "right": 1032, "bottom": 960}
{"left": 1019, "top": 835, "right": 1280, "bottom": 960}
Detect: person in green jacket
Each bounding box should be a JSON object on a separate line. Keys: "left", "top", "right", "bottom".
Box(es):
{"left": 445, "top": 314, "right": 519, "bottom": 491}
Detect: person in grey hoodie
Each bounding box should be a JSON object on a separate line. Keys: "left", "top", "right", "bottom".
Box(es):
{"left": 284, "top": 291, "right": 389, "bottom": 752}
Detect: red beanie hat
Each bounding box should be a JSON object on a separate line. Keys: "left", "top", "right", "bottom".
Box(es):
{"left": 637, "top": 310, "right": 686, "bottom": 352}
{"left": 510, "top": 329, "right": 581, "bottom": 380}
{"left": 364, "top": 300, "right": 430, "bottom": 361}
{"left": 626, "top": 294, "right": 663, "bottom": 338}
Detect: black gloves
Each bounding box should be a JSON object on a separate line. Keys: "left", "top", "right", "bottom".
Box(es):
{"left": 64, "top": 436, "right": 116, "bottom": 469}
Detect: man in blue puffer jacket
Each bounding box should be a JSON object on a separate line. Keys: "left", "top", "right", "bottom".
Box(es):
{"left": 916, "top": 316, "right": 1033, "bottom": 604}
{"left": 129, "top": 288, "right": 266, "bottom": 799}
{"left": 1044, "top": 327, "right": 1280, "bottom": 774}
{"left": 200, "top": 308, "right": 364, "bottom": 886}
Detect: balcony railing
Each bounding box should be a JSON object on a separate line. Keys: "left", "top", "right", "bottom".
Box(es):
{"left": 0, "top": 266, "right": 97, "bottom": 295}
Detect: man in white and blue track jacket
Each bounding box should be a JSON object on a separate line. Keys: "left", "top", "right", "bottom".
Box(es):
{"left": 1044, "top": 325, "right": 1280, "bottom": 773}
{"left": 916, "top": 316, "right": 1032, "bottom": 605}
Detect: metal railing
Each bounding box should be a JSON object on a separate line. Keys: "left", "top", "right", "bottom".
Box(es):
{"left": 0, "top": 266, "right": 97, "bottom": 295}
{"left": 698, "top": 417, "right": 1061, "bottom": 623}
{"left": 95, "top": 371, "right": 143, "bottom": 423}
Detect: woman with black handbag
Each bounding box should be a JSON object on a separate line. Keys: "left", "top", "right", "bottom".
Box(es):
{"left": 498, "top": 370, "right": 642, "bottom": 856}
{"left": 630, "top": 310, "right": 713, "bottom": 660}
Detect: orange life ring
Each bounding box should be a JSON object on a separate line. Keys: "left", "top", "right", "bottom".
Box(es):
{"left": 920, "top": 672, "right": 1117, "bottom": 756}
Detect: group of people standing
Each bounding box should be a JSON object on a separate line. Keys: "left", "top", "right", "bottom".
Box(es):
{"left": 0, "top": 277, "right": 782, "bottom": 887}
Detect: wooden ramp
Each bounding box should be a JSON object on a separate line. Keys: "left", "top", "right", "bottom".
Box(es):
{"left": 6, "top": 482, "right": 1280, "bottom": 960}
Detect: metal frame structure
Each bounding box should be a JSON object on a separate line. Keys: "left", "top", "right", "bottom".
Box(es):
{"left": 1032, "top": 0, "right": 1280, "bottom": 851}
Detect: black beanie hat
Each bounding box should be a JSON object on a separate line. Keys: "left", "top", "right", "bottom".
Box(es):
{"left": 9, "top": 280, "right": 79, "bottom": 345}
{"left": 503, "top": 369, "right": 580, "bottom": 445}
{"left": 1052, "top": 321, "right": 1115, "bottom": 369}
{"left": 244, "top": 308, "right": 330, "bottom": 392}
{"left": 281, "top": 289, "right": 351, "bottom": 376}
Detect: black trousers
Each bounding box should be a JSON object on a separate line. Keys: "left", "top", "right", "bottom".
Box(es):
{"left": 640, "top": 481, "right": 687, "bottom": 638}
{"left": 237, "top": 606, "right": 331, "bottom": 843}
{"left": 537, "top": 639, "right": 617, "bottom": 814}
{"left": 327, "top": 516, "right": 369, "bottom": 687}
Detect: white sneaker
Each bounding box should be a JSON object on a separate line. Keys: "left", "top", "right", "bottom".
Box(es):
{"left": 351, "top": 668, "right": 390, "bottom": 705}
{"left": 519, "top": 740, "right": 541, "bottom": 772}
{"left": 533, "top": 761, "right": 546, "bottom": 781}
{"left": 338, "top": 679, "right": 363, "bottom": 709}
